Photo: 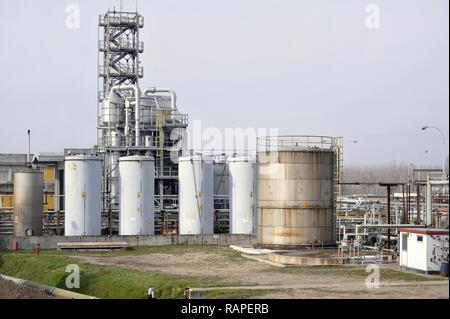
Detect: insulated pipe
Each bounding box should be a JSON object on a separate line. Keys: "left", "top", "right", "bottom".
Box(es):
{"left": 124, "top": 98, "right": 131, "bottom": 146}
{"left": 0, "top": 274, "right": 97, "bottom": 299}
{"left": 142, "top": 87, "right": 177, "bottom": 111}
{"left": 109, "top": 85, "right": 141, "bottom": 147}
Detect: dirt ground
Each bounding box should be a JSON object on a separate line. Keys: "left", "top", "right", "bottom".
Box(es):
{"left": 0, "top": 278, "right": 53, "bottom": 299}
{"left": 71, "top": 247, "right": 449, "bottom": 299}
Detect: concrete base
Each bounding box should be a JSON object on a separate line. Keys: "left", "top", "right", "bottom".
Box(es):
{"left": 400, "top": 266, "right": 442, "bottom": 276}
{"left": 270, "top": 249, "right": 347, "bottom": 266}
{"left": 0, "top": 234, "right": 256, "bottom": 250}
{"left": 255, "top": 243, "right": 337, "bottom": 250}
{"left": 229, "top": 245, "right": 280, "bottom": 255}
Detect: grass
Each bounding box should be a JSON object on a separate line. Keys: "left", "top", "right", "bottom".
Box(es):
{"left": 2, "top": 245, "right": 442, "bottom": 299}
{"left": 264, "top": 265, "right": 447, "bottom": 282}
{"left": 0, "top": 250, "right": 238, "bottom": 299}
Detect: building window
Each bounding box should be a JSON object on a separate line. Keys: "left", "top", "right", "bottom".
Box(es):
{"left": 417, "top": 235, "right": 423, "bottom": 242}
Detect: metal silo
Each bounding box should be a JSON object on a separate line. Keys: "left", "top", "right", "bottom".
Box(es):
{"left": 178, "top": 155, "right": 214, "bottom": 234}
{"left": 64, "top": 155, "right": 102, "bottom": 236}
{"left": 13, "top": 169, "right": 43, "bottom": 236}
{"left": 119, "top": 155, "right": 155, "bottom": 235}
{"left": 257, "top": 136, "right": 336, "bottom": 247}
{"left": 227, "top": 155, "right": 256, "bottom": 234}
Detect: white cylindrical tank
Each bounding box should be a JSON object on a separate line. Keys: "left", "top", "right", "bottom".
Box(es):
{"left": 64, "top": 155, "right": 102, "bottom": 236}
{"left": 119, "top": 155, "right": 155, "bottom": 235}
{"left": 178, "top": 155, "right": 214, "bottom": 234}
{"left": 227, "top": 156, "right": 256, "bottom": 234}
{"left": 102, "top": 92, "right": 124, "bottom": 124}
{"left": 102, "top": 99, "right": 124, "bottom": 124}
{"left": 140, "top": 97, "right": 155, "bottom": 124}
{"left": 110, "top": 131, "right": 121, "bottom": 147}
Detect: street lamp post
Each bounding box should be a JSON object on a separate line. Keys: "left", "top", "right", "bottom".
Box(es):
{"left": 421, "top": 126, "right": 446, "bottom": 173}
{"left": 408, "top": 163, "right": 414, "bottom": 184}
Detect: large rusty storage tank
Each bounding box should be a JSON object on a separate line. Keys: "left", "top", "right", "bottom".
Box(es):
{"left": 13, "top": 169, "right": 43, "bottom": 236}
{"left": 257, "top": 136, "right": 336, "bottom": 248}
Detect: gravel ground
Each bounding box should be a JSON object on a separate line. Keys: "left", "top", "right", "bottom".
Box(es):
{"left": 0, "top": 278, "right": 54, "bottom": 299}
{"left": 71, "top": 249, "right": 449, "bottom": 299}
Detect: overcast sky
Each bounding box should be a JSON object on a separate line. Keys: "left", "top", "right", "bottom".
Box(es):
{"left": 0, "top": 0, "right": 448, "bottom": 166}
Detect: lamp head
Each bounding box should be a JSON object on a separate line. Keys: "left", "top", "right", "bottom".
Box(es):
{"left": 421, "top": 126, "right": 428, "bottom": 130}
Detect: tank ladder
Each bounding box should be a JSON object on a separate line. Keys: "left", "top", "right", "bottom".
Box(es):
{"left": 332, "top": 137, "right": 344, "bottom": 210}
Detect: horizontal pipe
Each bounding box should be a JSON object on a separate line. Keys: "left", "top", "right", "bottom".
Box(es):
{"left": 355, "top": 224, "right": 424, "bottom": 240}
{"left": 142, "top": 87, "right": 177, "bottom": 111}
{"left": 0, "top": 274, "right": 97, "bottom": 299}
{"left": 428, "top": 180, "right": 449, "bottom": 185}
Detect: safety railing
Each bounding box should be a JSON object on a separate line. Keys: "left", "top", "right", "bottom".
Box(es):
{"left": 99, "top": 40, "right": 143, "bottom": 53}
{"left": 257, "top": 135, "right": 335, "bottom": 152}
{"left": 98, "top": 65, "right": 143, "bottom": 78}
{"left": 99, "top": 13, "right": 144, "bottom": 27}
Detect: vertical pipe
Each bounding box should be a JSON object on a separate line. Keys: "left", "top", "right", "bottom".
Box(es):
{"left": 124, "top": 99, "right": 130, "bottom": 146}
{"left": 395, "top": 204, "right": 399, "bottom": 224}
{"left": 416, "top": 184, "right": 421, "bottom": 224}
{"left": 27, "top": 130, "right": 31, "bottom": 167}
{"left": 387, "top": 185, "right": 391, "bottom": 250}
{"left": 56, "top": 210, "right": 60, "bottom": 236}
{"left": 109, "top": 85, "right": 141, "bottom": 146}
{"left": 407, "top": 184, "right": 411, "bottom": 223}
{"left": 426, "top": 182, "right": 432, "bottom": 226}
{"left": 402, "top": 184, "right": 406, "bottom": 224}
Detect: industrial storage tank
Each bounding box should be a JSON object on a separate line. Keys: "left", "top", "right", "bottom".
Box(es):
{"left": 13, "top": 169, "right": 43, "bottom": 236}
{"left": 178, "top": 154, "right": 214, "bottom": 234}
{"left": 64, "top": 155, "right": 102, "bottom": 236}
{"left": 119, "top": 155, "right": 155, "bottom": 235}
{"left": 227, "top": 155, "right": 256, "bottom": 234}
{"left": 257, "top": 136, "right": 336, "bottom": 247}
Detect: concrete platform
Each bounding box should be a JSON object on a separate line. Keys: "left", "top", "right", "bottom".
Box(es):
{"left": 229, "top": 245, "right": 281, "bottom": 255}
{"left": 57, "top": 241, "right": 128, "bottom": 251}
{"left": 269, "top": 249, "right": 346, "bottom": 265}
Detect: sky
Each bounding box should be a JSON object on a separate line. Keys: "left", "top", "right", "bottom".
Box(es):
{"left": 0, "top": 0, "right": 448, "bottom": 167}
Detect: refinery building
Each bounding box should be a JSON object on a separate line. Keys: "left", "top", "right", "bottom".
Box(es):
{"left": 0, "top": 10, "right": 447, "bottom": 276}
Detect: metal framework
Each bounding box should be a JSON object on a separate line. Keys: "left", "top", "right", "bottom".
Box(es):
{"left": 98, "top": 11, "right": 143, "bottom": 100}
{"left": 97, "top": 10, "right": 188, "bottom": 234}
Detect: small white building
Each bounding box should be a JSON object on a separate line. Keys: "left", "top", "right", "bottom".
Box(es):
{"left": 399, "top": 228, "right": 449, "bottom": 274}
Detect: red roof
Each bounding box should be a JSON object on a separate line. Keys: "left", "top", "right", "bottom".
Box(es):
{"left": 399, "top": 228, "right": 449, "bottom": 235}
